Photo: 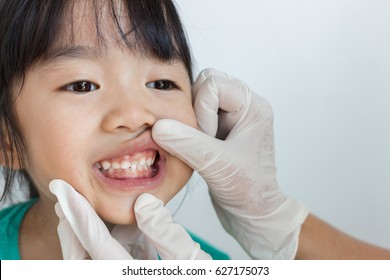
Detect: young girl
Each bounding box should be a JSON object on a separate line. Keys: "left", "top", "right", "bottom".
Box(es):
{"left": 0, "top": 0, "right": 229, "bottom": 260}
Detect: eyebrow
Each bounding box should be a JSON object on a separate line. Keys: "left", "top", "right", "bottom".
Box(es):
{"left": 37, "top": 44, "right": 183, "bottom": 71}
{"left": 41, "top": 45, "right": 104, "bottom": 64}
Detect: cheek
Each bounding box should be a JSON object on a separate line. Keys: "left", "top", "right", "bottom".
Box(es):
{"left": 156, "top": 97, "right": 197, "bottom": 128}
{"left": 179, "top": 106, "right": 197, "bottom": 128}
{"left": 162, "top": 156, "right": 193, "bottom": 198}
{"left": 149, "top": 95, "right": 196, "bottom": 203}
{"left": 21, "top": 114, "right": 95, "bottom": 195}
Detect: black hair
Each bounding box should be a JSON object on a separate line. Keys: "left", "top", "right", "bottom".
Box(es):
{"left": 0, "top": 0, "right": 193, "bottom": 205}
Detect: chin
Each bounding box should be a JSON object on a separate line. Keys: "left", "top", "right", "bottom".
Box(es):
{"left": 105, "top": 212, "right": 137, "bottom": 225}
{"left": 95, "top": 192, "right": 169, "bottom": 226}
{"left": 91, "top": 197, "right": 136, "bottom": 225}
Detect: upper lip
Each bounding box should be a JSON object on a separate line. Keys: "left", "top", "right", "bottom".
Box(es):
{"left": 94, "top": 130, "right": 163, "bottom": 164}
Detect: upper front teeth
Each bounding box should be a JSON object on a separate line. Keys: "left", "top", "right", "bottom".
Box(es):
{"left": 121, "top": 161, "right": 131, "bottom": 169}
{"left": 112, "top": 162, "right": 121, "bottom": 169}
{"left": 99, "top": 153, "right": 156, "bottom": 171}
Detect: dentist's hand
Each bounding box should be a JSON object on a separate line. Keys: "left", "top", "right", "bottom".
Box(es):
{"left": 49, "top": 179, "right": 211, "bottom": 260}
{"left": 152, "top": 69, "right": 309, "bottom": 259}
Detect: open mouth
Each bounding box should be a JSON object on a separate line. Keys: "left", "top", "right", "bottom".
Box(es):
{"left": 96, "top": 150, "right": 160, "bottom": 180}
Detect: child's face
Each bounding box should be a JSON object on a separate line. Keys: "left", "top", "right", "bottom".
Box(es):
{"left": 13, "top": 5, "right": 197, "bottom": 224}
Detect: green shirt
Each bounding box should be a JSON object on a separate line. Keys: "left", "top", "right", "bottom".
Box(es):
{"left": 0, "top": 199, "right": 229, "bottom": 260}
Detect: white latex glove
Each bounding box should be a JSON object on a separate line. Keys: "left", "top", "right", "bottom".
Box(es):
{"left": 151, "top": 68, "right": 309, "bottom": 259}
{"left": 49, "top": 179, "right": 211, "bottom": 260}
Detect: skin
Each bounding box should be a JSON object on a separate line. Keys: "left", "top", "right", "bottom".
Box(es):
{"left": 296, "top": 214, "right": 390, "bottom": 259}
{"left": 11, "top": 3, "right": 197, "bottom": 259}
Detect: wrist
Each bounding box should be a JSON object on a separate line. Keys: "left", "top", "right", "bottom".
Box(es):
{"left": 212, "top": 197, "right": 309, "bottom": 259}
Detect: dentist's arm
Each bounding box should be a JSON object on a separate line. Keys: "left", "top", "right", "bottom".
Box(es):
{"left": 296, "top": 214, "right": 390, "bottom": 259}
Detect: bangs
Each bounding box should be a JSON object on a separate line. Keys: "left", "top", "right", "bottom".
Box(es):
{"left": 0, "top": 0, "right": 193, "bottom": 85}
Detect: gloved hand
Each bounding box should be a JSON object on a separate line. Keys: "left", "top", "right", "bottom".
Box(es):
{"left": 151, "top": 69, "right": 309, "bottom": 259}
{"left": 49, "top": 179, "right": 211, "bottom": 260}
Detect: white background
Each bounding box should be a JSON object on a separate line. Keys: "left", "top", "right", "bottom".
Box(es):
{"left": 170, "top": 0, "right": 390, "bottom": 259}
{"left": 1, "top": 0, "right": 390, "bottom": 260}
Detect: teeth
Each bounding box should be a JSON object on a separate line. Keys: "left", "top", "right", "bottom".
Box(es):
{"left": 112, "top": 162, "right": 121, "bottom": 169}
{"left": 102, "top": 161, "right": 111, "bottom": 170}
{"left": 121, "top": 161, "right": 131, "bottom": 169}
{"left": 98, "top": 151, "right": 157, "bottom": 173}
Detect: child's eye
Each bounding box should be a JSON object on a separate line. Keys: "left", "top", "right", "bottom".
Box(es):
{"left": 145, "top": 80, "right": 177, "bottom": 90}
{"left": 62, "top": 81, "right": 99, "bottom": 93}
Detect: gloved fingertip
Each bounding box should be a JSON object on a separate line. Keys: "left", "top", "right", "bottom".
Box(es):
{"left": 152, "top": 119, "right": 172, "bottom": 137}
{"left": 54, "top": 203, "right": 65, "bottom": 219}
{"left": 49, "top": 179, "right": 67, "bottom": 195}
{"left": 152, "top": 119, "right": 185, "bottom": 141}
{"left": 134, "top": 193, "right": 163, "bottom": 215}
{"left": 49, "top": 179, "right": 78, "bottom": 196}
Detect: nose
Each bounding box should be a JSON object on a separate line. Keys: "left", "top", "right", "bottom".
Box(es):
{"left": 100, "top": 84, "right": 156, "bottom": 134}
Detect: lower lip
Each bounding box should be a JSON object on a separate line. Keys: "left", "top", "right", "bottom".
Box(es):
{"left": 93, "top": 157, "right": 166, "bottom": 192}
